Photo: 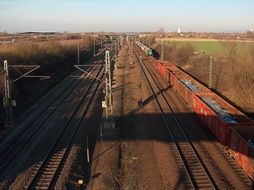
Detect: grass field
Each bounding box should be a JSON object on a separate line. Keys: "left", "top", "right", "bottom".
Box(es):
{"left": 162, "top": 39, "right": 254, "bottom": 55}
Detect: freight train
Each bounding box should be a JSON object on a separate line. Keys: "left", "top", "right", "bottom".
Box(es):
{"left": 135, "top": 41, "right": 153, "bottom": 56}
{"left": 136, "top": 41, "right": 254, "bottom": 183}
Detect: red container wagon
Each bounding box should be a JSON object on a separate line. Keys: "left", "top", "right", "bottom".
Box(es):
{"left": 155, "top": 60, "right": 161, "bottom": 71}
{"left": 170, "top": 70, "right": 186, "bottom": 92}
{"left": 156, "top": 61, "right": 168, "bottom": 79}
{"left": 148, "top": 56, "right": 157, "bottom": 64}
{"left": 164, "top": 61, "right": 180, "bottom": 82}
{"left": 166, "top": 62, "right": 179, "bottom": 73}
{"left": 155, "top": 60, "right": 179, "bottom": 72}
{"left": 229, "top": 126, "right": 254, "bottom": 181}
{"left": 156, "top": 60, "right": 180, "bottom": 81}
{"left": 169, "top": 72, "right": 177, "bottom": 89}
{"left": 193, "top": 93, "right": 254, "bottom": 146}
{"left": 174, "top": 72, "right": 211, "bottom": 106}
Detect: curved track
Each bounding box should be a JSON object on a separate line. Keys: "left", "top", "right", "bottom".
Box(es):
{"left": 134, "top": 46, "right": 216, "bottom": 190}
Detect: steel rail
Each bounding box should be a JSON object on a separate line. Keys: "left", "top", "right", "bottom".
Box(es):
{"left": 0, "top": 55, "right": 103, "bottom": 175}
{"left": 134, "top": 46, "right": 216, "bottom": 190}
{"left": 24, "top": 60, "right": 104, "bottom": 190}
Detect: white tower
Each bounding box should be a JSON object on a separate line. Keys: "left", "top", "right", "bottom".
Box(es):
{"left": 177, "top": 27, "right": 181, "bottom": 34}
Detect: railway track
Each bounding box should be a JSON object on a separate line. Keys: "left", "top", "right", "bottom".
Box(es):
{"left": 0, "top": 54, "right": 102, "bottom": 145}
{"left": 23, "top": 58, "right": 104, "bottom": 189}
{"left": 0, "top": 55, "right": 103, "bottom": 175}
{"left": 134, "top": 46, "right": 216, "bottom": 189}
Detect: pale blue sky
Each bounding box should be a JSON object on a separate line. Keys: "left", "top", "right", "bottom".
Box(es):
{"left": 0, "top": 0, "right": 253, "bottom": 32}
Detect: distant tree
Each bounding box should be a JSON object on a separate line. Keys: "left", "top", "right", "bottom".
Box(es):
{"left": 221, "top": 41, "right": 237, "bottom": 64}
{"left": 175, "top": 44, "right": 194, "bottom": 65}
{"left": 246, "top": 30, "right": 254, "bottom": 39}
{"left": 223, "top": 42, "right": 254, "bottom": 111}
{"left": 149, "top": 36, "right": 156, "bottom": 45}
{"left": 158, "top": 27, "right": 165, "bottom": 34}
{"left": 141, "top": 35, "right": 156, "bottom": 47}
{"left": 157, "top": 27, "right": 165, "bottom": 37}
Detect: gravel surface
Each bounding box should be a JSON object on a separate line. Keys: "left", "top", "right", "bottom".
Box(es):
{"left": 90, "top": 43, "right": 187, "bottom": 189}
{"left": 145, "top": 52, "right": 253, "bottom": 190}
{"left": 0, "top": 54, "right": 104, "bottom": 189}
{"left": 88, "top": 41, "right": 253, "bottom": 190}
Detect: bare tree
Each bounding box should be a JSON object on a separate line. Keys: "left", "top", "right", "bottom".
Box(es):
{"left": 157, "top": 27, "right": 165, "bottom": 37}
{"left": 246, "top": 30, "right": 254, "bottom": 39}
{"left": 223, "top": 42, "right": 254, "bottom": 112}
{"left": 158, "top": 27, "right": 165, "bottom": 34}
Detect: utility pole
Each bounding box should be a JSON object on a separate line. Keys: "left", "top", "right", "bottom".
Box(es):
{"left": 86, "top": 136, "right": 90, "bottom": 163}
{"left": 100, "top": 50, "right": 114, "bottom": 135}
{"left": 3, "top": 60, "right": 14, "bottom": 126}
{"left": 115, "top": 38, "right": 118, "bottom": 58}
{"left": 138, "top": 55, "right": 143, "bottom": 107}
{"left": 209, "top": 56, "right": 213, "bottom": 89}
{"left": 2, "top": 60, "right": 50, "bottom": 127}
{"left": 105, "top": 50, "right": 113, "bottom": 118}
{"left": 93, "top": 38, "right": 96, "bottom": 57}
{"left": 161, "top": 39, "right": 164, "bottom": 60}
{"left": 77, "top": 42, "right": 80, "bottom": 64}
{"left": 117, "top": 37, "right": 120, "bottom": 57}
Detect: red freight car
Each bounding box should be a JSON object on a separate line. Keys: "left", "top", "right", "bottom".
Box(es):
{"left": 157, "top": 60, "right": 180, "bottom": 82}
{"left": 170, "top": 70, "right": 186, "bottom": 92}
{"left": 193, "top": 93, "right": 254, "bottom": 146}
{"left": 169, "top": 72, "right": 177, "bottom": 89}
{"left": 156, "top": 61, "right": 168, "bottom": 79}
{"left": 229, "top": 126, "right": 254, "bottom": 181}
{"left": 166, "top": 62, "right": 179, "bottom": 73}
{"left": 148, "top": 56, "right": 157, "bottom": 64}
{"left": 173, "top": 71, "right": 211, "bottom": 106}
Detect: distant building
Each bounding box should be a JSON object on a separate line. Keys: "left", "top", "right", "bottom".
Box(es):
{"left": 177, "top": 27, "right": 181, "bottom": 34}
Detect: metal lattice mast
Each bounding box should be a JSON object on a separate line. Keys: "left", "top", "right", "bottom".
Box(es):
{"left": 3, "top": 60, "right": 13, "bottom": 124}
{"left": 77, "top": 43, "right": 80, "bottom": 64}
{"left": 161, "top": 39, "right": 164, "bottom": 60}
{"left": 2, "top": 60, "right": 50, "bottom": 127}
{"left": 105, "top": 51, "right": 112, "bottom": 118}
{"left": 209, "top": 56, "right": 213, "bottom": 89}
{"left": 94, "top": 37, "right": 96, "bottom": 57}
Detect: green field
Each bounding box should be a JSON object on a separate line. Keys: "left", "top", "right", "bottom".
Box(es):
{"left": 164, "top": 39, "right": 254, "bottom": 55}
